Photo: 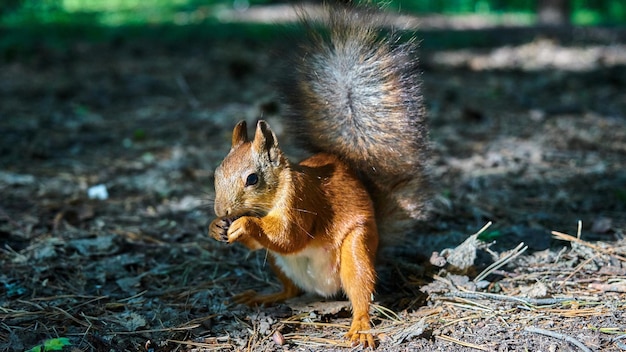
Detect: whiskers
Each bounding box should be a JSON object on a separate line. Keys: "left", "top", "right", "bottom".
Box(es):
{"left": 293, "top": 208, "right": 318, "bottom": 239}
{"left": 292, "top": 208, "right": 317, "bottom": 238}
{"left": 198, "top": 190, "right": 216, "bottom": 213}
{"left": 295, "top": 208, "right": 318, "bottom": 216}
{"left": 240, "top": 204, "right": 270, "bottom": 218}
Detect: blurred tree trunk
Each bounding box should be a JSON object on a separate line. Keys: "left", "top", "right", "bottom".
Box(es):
{"left": 537, "top": 0, "right": 570, "bottom": 25}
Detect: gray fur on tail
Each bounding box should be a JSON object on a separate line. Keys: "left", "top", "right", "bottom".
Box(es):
{"left": 285, "top": 6, "right": 430, "bottom": 241}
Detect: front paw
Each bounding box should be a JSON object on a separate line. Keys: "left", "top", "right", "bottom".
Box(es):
{"left": 209, "top": 217, "right": 235, "bottom": 242}
{"left": 226, "top": 217, "right": 248, "bottom": 243}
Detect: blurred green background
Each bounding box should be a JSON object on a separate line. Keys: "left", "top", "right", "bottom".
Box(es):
{"left": 1, "top": 0, "right": 625, "bottom": 27}
{"left": 0, "top": 0, "right": 624, "bottom": 61}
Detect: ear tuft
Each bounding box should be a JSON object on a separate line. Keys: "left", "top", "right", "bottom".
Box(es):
{"left": 231, "top": 120, "right": 249, "bottom": 150}
{"left": 252, "top": 120, "right": 280, "bottom": 165}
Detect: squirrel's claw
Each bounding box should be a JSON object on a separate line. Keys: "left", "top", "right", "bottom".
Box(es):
{"left": 208, "top": 217, "right": 232, "bottom": 242}
{"left": 346, "top": 318, "right": 376, "bottom": 349}
{"left": 226, "top": 217, "right": 246, "bottom": 243}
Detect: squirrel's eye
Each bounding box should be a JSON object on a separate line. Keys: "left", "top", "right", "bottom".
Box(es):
{"left": 245, "top": 173, "right": 259, "bottom": 187}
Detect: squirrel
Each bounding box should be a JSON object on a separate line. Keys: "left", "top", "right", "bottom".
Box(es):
{"left": 208, "top": 4, "right": 428, "bottom": 348}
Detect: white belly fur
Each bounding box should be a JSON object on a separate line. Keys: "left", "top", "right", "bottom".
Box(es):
{"left": 271, "top": 246, "right": 341, "bottom": 297}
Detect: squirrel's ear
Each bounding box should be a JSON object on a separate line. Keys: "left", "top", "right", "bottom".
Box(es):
{"left": 231, "top": 120, "right": 249, "bottom": 150}
{"left": 252, "top": 120, "right": 280, "bottom": 165}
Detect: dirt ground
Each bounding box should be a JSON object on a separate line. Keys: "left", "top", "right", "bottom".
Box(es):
{"left": 1, "top": 12, "right": 626, "bottom": 352}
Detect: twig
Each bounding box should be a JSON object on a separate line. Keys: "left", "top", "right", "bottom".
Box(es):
{"left": 475, "top": 221, "right": 493, "bottom": 237}
{"left": 436, "top": 334, "right": 491, "bottom": 351}
{"left": 525, "top": 326, "right": 592, "bottom": 352}
{"left": 444, "top": 296, "right": 494, "bottom": 312}
{"left": 474, "top": 242, "right": 528, "bottom": 283}
{"left": 117, "top": 290, "right": 147, "bottom": 302}
{"left": 282, "top": 334, "right": 351, "bottom": 347}
{"left": 558, "top": 255, "right": 597, "bottom": 290}
{"left": 552, "top": 230, "right": 626, "bottom": 262}
{"left": 51, "top": 306, "right": 91, "bottom": 328}
{"left": 106, "top": 324, "right": 201, "bottom": 335}
{"left": 439, "top": 291, "right": 576, "bottom": 306}
{"left": 167, "top": 339, "right": 232, "bottom": 350}
{"left": 279, "top": 320, "right": 349, "bottom": 330}
{"left": 440, "top": 314, "right": 484, "bottom": 329}
{"left": 371, "top": 303, "right": 402, "bottom": 322}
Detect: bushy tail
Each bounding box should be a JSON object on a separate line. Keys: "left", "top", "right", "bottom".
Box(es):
{"left": 285, "top": 5, "right": 430, "bottom": 241}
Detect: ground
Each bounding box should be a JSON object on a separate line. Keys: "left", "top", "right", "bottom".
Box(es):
{"left": 1, "top": 10, "right": 626, "bottom": 352}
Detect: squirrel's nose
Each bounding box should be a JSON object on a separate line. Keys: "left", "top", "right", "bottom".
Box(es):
{"left": 214, "top": 203, "right": 230, "bottom": 217}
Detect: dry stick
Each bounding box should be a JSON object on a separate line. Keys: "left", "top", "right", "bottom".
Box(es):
{"left": 474, "top": 242, "right": 528, "bottom": 283}
{"left": 166, "top": 339, "right": 232, "bottom": 350}
{"left": 108, "top": 325, "right": 201, "bottom": 335}
{"left": 436, "top": 334, "right": 491, "bottom": 351}
{"left": 440, "top": 314, "right": 484, "bottom": 329}
{"left": 552, "top": 230, "right": 626, "bottom": 262}
{"left": 440, "top": 291, "right": 575, "bottom": 306}
{"left": 475, "top": 221, "right": 493, "bottom": 236}
{"left": 279, "top": 320, "right": 349, "bottom": 329}
{"left": 281, "top": 334, "right": 351, "bottom": 347}
{"left": 371, "top": 303, "right": 402, "bottom": 322}
{"left": 577, "top": 220, "right": 583, "bottom": 239}
{"left": 558, "top": 254, "right": 597, "bottom": 290}
{"left": 51, "top": 306, "right": 91, "bottom": 328}
{"left": 525, "top": 326, "right": 592, "bottom": 352}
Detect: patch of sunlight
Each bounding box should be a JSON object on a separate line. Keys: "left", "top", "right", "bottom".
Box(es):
{"left": 62, "top": 0, "right": 189, "bottom": 13}
{"left": 60, "top": 0, "right": 217, "bottom": 26}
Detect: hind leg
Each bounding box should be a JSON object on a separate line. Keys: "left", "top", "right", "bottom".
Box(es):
{"left": 339, "top": 223, "right": 379, "bottom": 347}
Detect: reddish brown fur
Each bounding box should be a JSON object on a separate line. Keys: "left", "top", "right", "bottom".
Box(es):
{"left": 209, "top": 120, "right": 378, "bottom": 347}
{"left": 209, "top": 6, "right": 428, "bottom": 348}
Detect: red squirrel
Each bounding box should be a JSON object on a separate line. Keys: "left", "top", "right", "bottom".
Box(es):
{"left": 209, "top": 5, "right": 428, "bottom": 348}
